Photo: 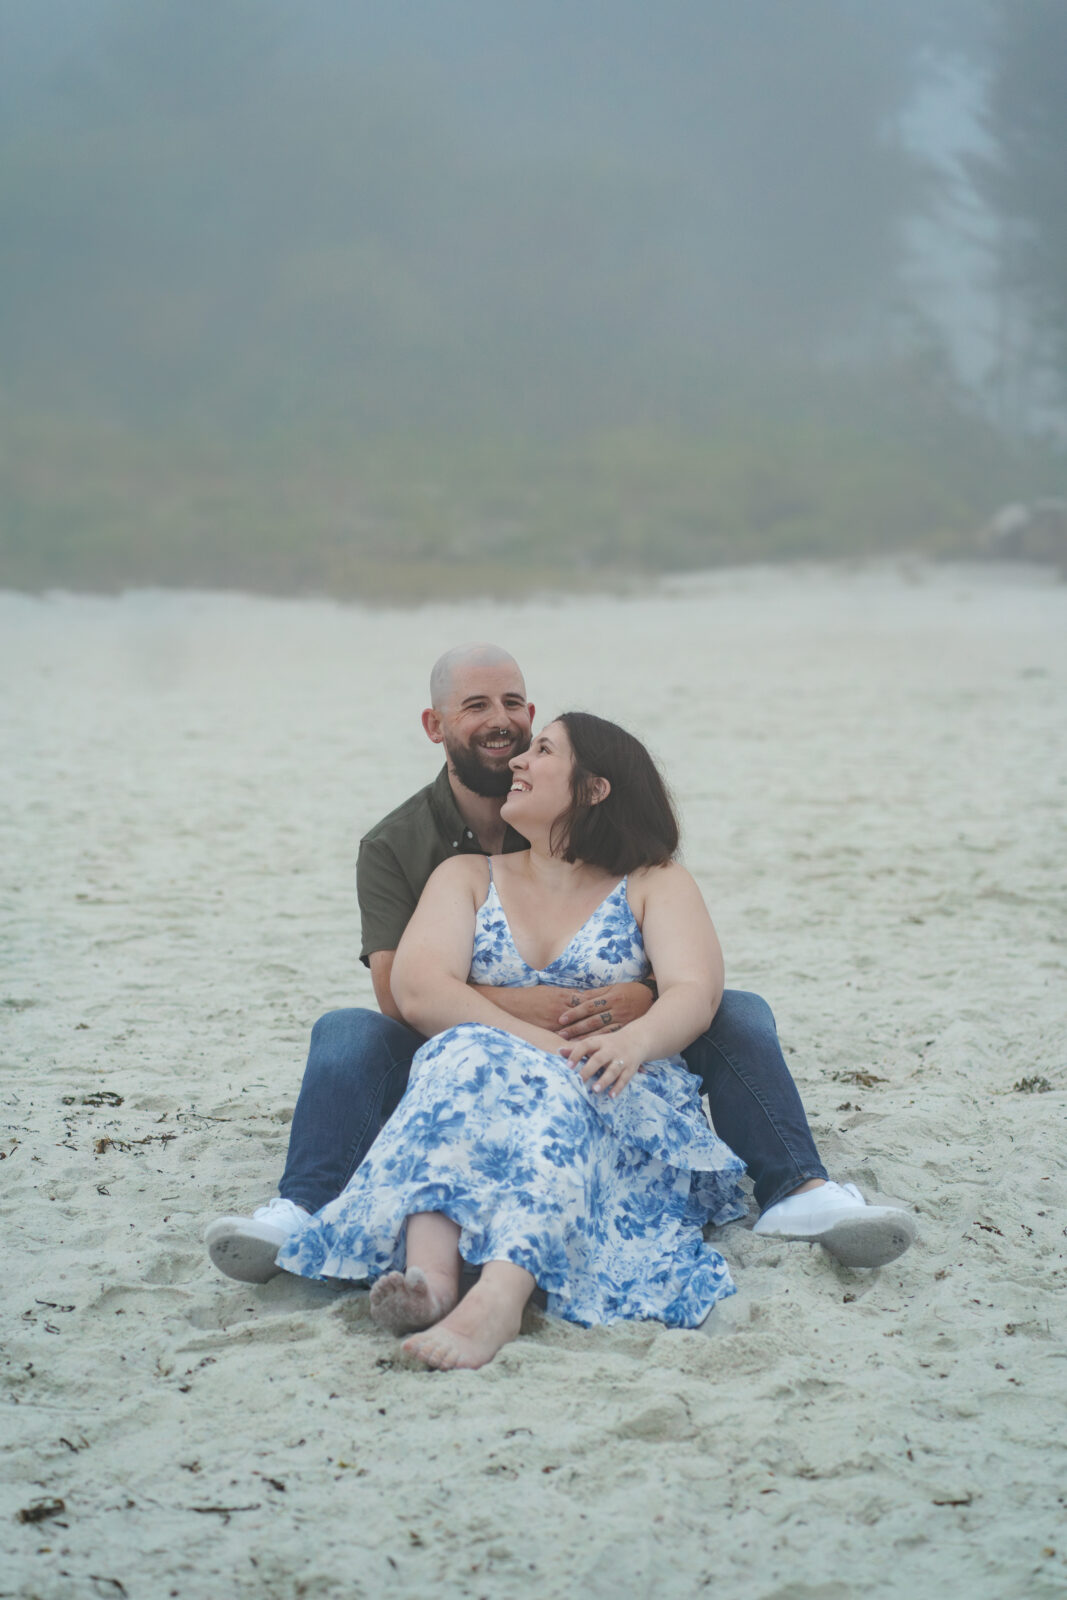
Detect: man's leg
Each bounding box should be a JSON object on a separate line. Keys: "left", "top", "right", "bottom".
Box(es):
{"left": 279, "top": 1007, "right": 424, "bottom": 1212}
{"left": 684, "top": 991, "right": 915, "bottom": 1268}
{"left": 205, "top": 1007, "right": 424, "bottom": 1282}
{"left": 684, "top": 990, "right": 827, "bottom": 1212}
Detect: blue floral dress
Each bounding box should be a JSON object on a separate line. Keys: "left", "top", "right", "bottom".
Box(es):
{"left": 277, "top": 874, "right": 747, "bottom": 1327}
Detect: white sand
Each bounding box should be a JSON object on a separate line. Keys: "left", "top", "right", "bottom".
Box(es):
{"left": 2, "top": 561, "right": 1065, "bottom": 1600}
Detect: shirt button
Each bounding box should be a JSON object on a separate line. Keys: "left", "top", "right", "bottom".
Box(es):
{"left": 465, "top": 829, "right": 473, "bottom": 838}
{"left": 452, "top": 841, "right": 459, "bottom": 848}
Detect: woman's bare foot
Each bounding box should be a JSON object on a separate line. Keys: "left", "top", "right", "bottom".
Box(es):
{"left": 401, "top": 1265, "right": 532, "bottom": 1370}
{"left": 369, "top": 1267, "right": 457, "bottom": 1335}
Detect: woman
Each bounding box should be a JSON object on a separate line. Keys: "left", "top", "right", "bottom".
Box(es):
{"left": 277, "top": 712, "right": 746, "bottom": 1368}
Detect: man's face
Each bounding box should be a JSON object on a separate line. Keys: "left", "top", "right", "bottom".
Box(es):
{"left": 425, "top": 661, "right": 534, "bottom": 798}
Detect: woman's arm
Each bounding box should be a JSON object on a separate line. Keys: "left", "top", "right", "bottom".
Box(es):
{"left": 390, "top": 859, "right": 561, "bottom": 1052}
{"left": 558, "top": 862, "right": 723, "bottom": 1096}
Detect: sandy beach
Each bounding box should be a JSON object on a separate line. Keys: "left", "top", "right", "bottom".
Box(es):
{"left": 2, "top": 560, "right": 1065, "bottom": 1600}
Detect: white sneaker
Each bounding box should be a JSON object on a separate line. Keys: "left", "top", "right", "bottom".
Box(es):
{"left": 752, "top": 1181, "right": 917, "bottom": 1269}
{"left": 204, "top": 1197, "right": 309, "bottom": 1283}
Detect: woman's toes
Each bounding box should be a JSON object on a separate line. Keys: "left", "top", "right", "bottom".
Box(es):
{"left": 402, "top": 1330, "right": 453, "bottom": 1369}
{"left": 369, "top": 1267, "right": 439, "bottom": 1334}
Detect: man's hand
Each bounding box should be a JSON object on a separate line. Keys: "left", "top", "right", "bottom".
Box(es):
{"left": 467, "top": 981, "right": 654, "bottom": 1037}
{"left": 557, "top": 982, "right": 654, "bottom": 1040}
{"left": 468, "top": 984, "right": 581, "bottom": 1033}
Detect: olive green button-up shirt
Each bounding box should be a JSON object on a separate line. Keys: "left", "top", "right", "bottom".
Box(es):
{"left": 357, "top": 765, "right": 528, "bottom": 964}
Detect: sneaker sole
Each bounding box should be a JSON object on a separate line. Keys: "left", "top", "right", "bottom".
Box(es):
{"left": 810, "top": 1212, "right": 918, "bottom": 1270}
{"left": 205, "top": 1217, "right": 286, "bottom": 1284}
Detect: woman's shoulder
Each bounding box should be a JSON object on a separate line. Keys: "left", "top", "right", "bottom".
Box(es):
{"left": 626, "top": 859, "right": 701, "bottom": 913}
{"left": 424, "top": 853, "right": 492, "bottom": 896}
{"left": 628, "top": 859, "right": 696, "bottom": 891}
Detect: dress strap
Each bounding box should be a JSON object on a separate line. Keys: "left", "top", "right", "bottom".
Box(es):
{"left": 485, "top": 856, "right": 494, "bottom": 881}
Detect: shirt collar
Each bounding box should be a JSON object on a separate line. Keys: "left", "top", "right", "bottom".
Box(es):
{"left": 428, "top": 763, "right": 469, "bottom": 843}
{"left": 427, "top": 763, "right": 526, "bottom": 853}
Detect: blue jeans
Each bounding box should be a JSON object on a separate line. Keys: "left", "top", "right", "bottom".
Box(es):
{"left": 278, "top": 990, "right": 826, "bottom": 1214}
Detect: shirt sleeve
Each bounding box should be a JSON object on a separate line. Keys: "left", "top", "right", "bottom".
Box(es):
{"left": 357, "top": 835, "right": 420, "bottom": 965}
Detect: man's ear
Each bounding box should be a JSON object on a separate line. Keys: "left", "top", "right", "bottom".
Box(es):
{"left": 589, "top": 776, "right": 611, "bottom": 805}
{"left": 527, "top": 702, "right": 535, "bottom": 723}
{"left": 422, "top": 708, "right": 444, "bottom": 744}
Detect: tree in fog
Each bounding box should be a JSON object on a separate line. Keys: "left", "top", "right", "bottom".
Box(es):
{"left": 2, "top": 0, "right": 1032, "bottom": 594}
{"left": 973, "top": 0, "right": 1067, "bottom": 410}
{"left": 0, "top": 0, "right": 938, "bottom": 434}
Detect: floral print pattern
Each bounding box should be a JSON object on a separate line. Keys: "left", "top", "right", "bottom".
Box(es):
{"left": 277, "top": 876, "right": 746, "bottom": 1327}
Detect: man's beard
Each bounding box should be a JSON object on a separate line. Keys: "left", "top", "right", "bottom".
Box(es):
{"left": 446, "top": 736, "right": 525, "bottom": 799}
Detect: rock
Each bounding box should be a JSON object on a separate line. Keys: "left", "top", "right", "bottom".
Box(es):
{"left": 978, "top": 498, "right": 1067, "bottom": 567}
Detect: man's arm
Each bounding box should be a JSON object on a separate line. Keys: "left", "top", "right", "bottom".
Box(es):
{"left": 371, "top": 942, "right": 653, "bottom": 1035}
{"left": 468, "top": 982, "right": 654, "bottom": 1036}
{"left": 357, "top": 837, "right": 419, "bottom": 973}
{"left": 368, "top": 950, "right": 406, "bottom": 1023}
{"left": 359, "top": 834, "right": 426, "bottom": 1023}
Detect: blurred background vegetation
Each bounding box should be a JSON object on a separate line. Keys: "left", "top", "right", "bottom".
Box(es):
{"left": 2, "top": 0, "right": 1065, "bottom": 600}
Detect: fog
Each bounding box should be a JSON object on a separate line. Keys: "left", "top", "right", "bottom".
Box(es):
{"left": 1, "top": 1, "right": 1063, "bottom": 597}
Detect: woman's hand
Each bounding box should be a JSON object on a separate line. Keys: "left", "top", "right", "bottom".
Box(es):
{"left": 558, "top": 1024, "right": 647, "bottom": 1098}
{"left": 557, "top": 982, "right": 654, "bottom": 1040}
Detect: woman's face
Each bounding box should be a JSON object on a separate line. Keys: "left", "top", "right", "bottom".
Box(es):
{"left": 501, "top": 719, "right": 575, "bottom": 832}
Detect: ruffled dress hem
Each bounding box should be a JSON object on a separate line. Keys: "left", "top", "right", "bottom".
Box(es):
{"left": 278, "top": 877, "right": 747, "bottom": 1328}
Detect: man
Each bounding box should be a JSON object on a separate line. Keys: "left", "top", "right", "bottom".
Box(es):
{"left": 206, "top": 643, "right": 916, "bottom": 1283}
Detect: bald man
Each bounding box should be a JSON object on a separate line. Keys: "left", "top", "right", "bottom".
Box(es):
{"left": 206, "top": 645, "right": 916, "bottom": 1283}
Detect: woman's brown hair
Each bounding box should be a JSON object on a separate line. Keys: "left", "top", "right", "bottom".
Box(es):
{"left": 549, "top": 711, "right": 679, "bottom": 874}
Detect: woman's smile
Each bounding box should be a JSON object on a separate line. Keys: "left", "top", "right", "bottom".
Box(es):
{"left": 503, "top": 721, "right": 574, "bottom": 824}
